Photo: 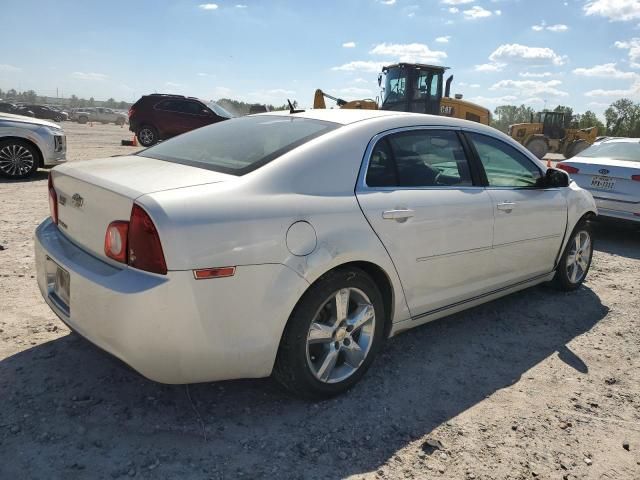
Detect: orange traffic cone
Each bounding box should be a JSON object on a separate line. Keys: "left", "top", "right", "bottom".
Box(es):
{"left": 132, "top": 135, "right": 137, "bottom": 147}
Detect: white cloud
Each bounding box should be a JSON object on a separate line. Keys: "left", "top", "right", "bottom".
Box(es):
{"left": 532, "top": 21, "right": 569, "bottom": 32}
{"left": 0, "top": 64, "right": 21, "bottom": 73}
{"left": 338, "top": 87, "right": 376, "bottom": 96}
{"left": 584, "top": 0, "right": 640, "bottom": 22}
{"left": 380, "top": 0, "right": 396, "bottom": 5}
{"left": 441, "top": 0, "right": 473, "bottom": 4}
{"left": 198, "top": 3, "right": 218, "bottom": 10}
{"left": 519, "top": 71, "right": 552, "bottom": 78}
{"left": 489, "top": 43, "right": 566, "bottom": 66}
{"left": 573, "top": 63, "right": 637, "bottom": 79}
{"left": 342, "top": 41, "right": 356, "bottom": 48}
{"left": 463, "top": 6, "right": 493, "bottom": 19}
{"left": 332, "top": 61, "right": 387, "bottom": 73}
{"left": 547, "top": 24, "right": 568, "bottom": 32}
{"left": 469, "top": 83, "right": 480, "bottom": 88}
{"left": 369, "top": 42, "right": 447, "bottom": 63}
{"left": 615, "top": 38, "right": 640, "bottom": 67}
{"left": 71, "top": 71, "right": 107, "bottom": 81}
{"left": 474, "top": 62, "right": 506, "bottom": 72}
{"left": 491, "top": 79, "right": 568, "bottom": 97}
{"left": 435, "top": 36, "right": 451, "bottom": 43}
{"left": 494, "top": 10, "right": 502, "bottom": 15}
{"left": 352, "top": 78, "right": 369, "bottom": 84}
{"left": 584, "top": 83, "right": 640, "bottom": 97}
{"left": 467, "top": 95, "right": 519, "bottom": 107}
{"left": 235, "top": 4, "right": 247, "bottom": 7}
{"left": 448, "top": 7, "right": 459, "bottom": 13}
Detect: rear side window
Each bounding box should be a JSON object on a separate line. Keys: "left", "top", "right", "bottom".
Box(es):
{"left": 138, "top": 116, "right": 339, "bottom": 175}
{"left": 366, "top": 130, "right": 473, "bottom": 188}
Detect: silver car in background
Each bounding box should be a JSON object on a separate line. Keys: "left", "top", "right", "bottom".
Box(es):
{"left": 557, "top": 138, "right": 640, "bottom": 223}
{"left": 0, "top": 113, "right": 66, "bottom": 179}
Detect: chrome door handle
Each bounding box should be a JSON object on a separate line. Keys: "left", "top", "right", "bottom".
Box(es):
{"left": 383, "top": 209, "right": 415, "bottom": 220}
{"left": 496, "top": 202, "right": 516, "bottom": 212}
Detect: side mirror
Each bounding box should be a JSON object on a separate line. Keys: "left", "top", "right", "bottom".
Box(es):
{"left": 544, "top": 167, "right": 570, "bottom": 188}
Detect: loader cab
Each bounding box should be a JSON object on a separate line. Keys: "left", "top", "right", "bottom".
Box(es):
{"left": 379, "top": 63, "right": 445, "bottom": 115}
{"left": 536, "top": 111, "right": 567, "bottom": 140}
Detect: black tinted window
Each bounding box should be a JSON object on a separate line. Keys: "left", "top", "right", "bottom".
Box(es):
{"left": 156, "top": 100, "right": 184, "bottom": 112}
{"left": 139, "top": 116, "right": 339, "bottom": 175}
{"left": 367, "top": 130, "right": 473, "bottom": 187}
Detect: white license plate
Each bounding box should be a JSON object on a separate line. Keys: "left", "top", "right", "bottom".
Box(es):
{"left": 590, "top": 175, "right": 616, "bottom": 190}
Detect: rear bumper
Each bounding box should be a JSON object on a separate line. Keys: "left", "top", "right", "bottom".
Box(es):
{"left": 34, "top": 219, "right": 309, "bottom": 384}
{"left": 592, "top": 195, "right": 640, "bottom": 223}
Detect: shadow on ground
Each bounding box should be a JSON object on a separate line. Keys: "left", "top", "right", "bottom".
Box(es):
{"left": 0, "top": 282, "right": 608, "bottom": 479}
{"left": 0, "top": 169, "right": 49, "bottom": 183}
{"left": 592, "top": 219, "right": 640, "bottom": 260}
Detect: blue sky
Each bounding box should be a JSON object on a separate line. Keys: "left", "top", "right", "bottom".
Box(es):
{"left": 2, "top": 0, "right": 640, "bottom": 116}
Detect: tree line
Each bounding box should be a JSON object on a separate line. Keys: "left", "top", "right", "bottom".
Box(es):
{"left": 0, "top": 87, "right": 131, "bottom": 109}
{"left": 491, "top": 98, "right": 640, "bottom": 138}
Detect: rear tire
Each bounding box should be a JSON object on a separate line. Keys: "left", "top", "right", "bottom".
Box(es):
{"left": 526, "top": 137, "right": 549, "bottom": 159}
{"left": 78, "top": 116, "right": 88, "bottom": 124}
{"left": 0, "top": 139, "right": 39, "bottom": 179}
{"left": 566, "top": 140, "right": 589, "bottom": 158}
{"left": 137, "top": 125, "right": 158, "bottom": 147}
{"left": 273, "top": 267, "right": 385, "bottom": 400}
{"left": 552, "top": 219, "right": 593, "bottom": 291}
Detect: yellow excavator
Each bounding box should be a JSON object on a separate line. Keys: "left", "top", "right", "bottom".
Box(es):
{"left": 508, "top": 111, "right": 598, "bottom": 159}
{"left": 314, "top": 63, "right": 490, "bottom": 125}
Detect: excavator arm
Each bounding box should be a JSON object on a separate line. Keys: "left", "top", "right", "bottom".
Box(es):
{"left": 313, "top": 89, "right": 378, "bottom": 110}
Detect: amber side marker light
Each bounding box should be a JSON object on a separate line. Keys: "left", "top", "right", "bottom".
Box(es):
{"left": 193, "top": 267, "right": 236, "bottom": 280}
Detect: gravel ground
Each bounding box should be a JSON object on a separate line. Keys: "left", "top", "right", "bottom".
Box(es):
{"left": 0, "top": 122, "right": 639, "bottom": 479}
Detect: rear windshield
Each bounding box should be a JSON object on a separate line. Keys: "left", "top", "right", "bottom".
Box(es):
{"left": 138, "top": 116, "right": 339, "bottom": 175}
{"left": 581, "top": 141, "right": 640, "bottom": 162}
{"left": 207, "top": 101, "right": 235, "bottom": 119}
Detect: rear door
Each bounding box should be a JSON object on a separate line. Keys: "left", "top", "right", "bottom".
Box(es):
{"left": 356, "top": 128, "right": 495, "bottom": 317}
{"left": 465, "top": 131, "right": 567, "bottom": 286}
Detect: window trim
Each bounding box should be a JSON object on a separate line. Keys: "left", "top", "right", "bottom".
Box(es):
{"left": 460, "top": 130, "right": 548, "bottom": 190}
{"left": 357, "top": 126, "right": 486, "bottom": 192}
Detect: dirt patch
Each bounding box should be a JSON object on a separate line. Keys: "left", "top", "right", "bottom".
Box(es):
{"left": 1, "top": 123, "right": 639, "bottom": 479}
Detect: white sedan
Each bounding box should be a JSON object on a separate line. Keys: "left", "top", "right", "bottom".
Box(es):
{"left": 557, "top": 137, "right": 640, "bottom": 223}
{"left": 35, "top": 110, "right": 597, "bottom": 398}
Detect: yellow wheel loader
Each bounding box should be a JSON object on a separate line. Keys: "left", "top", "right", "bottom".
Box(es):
{"left": 313, "top": 63, "right": 490, "bottom": 125}
{"left": 508, "top": 111, "right": 598, "bottom": 159}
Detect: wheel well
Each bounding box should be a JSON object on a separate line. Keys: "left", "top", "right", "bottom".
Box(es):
{"left": 333, "top": 261, "right": 395, "bottom": 338}
{"left": 0, "top": 136, "right": 44, "bottom": 167}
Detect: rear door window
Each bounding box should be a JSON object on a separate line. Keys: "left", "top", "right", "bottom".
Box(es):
{"left": 366, "top": 130, "right": 473, "bottom": 187}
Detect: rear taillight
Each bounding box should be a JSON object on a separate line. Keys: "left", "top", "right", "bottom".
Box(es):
{"left": 103, "top": 204, "right": 167, "bottom": 274}
{"left": 632, "top": 175, "right": 640, "bottom": 181}
{"left": 104, "top": 221, "right": 129, "bottom": 263}
{"left": 48, "top": 173, "right": 58, "bottom": 224}
{"left": 128, "top": 204, "right": 167, "bottom": 275}
{"left": 557, "top": 163, "right": 580, "bottom": 174}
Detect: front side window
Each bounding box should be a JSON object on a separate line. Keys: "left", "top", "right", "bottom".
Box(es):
{"left": 139, "top": 116, "right": 339, "bottom": 175}
{"left": 468, "top": 133, "right": 542, "bottom": 187}
{"left": 366, "top": 130, "right": 473, "bottom": 188}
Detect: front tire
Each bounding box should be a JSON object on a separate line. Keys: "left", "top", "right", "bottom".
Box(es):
{"left": 273, "top": 267, "right": 385, "bottom": 399}
{"left": 137, "top": 125, "right": 158, "bottom": 147}
{"left": 553, "top": 219, "right": 593, "bottom": 291}
{"left": 0, "top": 139, "right": 39, "bottom": 179}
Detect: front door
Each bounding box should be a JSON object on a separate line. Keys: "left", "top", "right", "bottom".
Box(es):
{"left": 465, "top": 131, "right": 568, "bottom": 286}
{"left": 356, "top": 128, "right": 495, "bottom": 316}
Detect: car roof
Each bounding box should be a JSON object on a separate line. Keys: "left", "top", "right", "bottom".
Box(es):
{"left": 256, "top": 109, "right": 426, "bottom": 125}
{"left": 596, "top": 137, "right": 640, "bottom": 144}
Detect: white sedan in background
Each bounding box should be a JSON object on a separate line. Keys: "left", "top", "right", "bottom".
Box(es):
{"left": 557, "top": 137, "right": 640, "bottom": 223}
{"left": 35, "top": 110, "right": 596, "bottom": 399}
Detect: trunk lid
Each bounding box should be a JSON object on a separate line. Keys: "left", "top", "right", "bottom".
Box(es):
{"left": 563, "top": 157, "right": 640, "bottom": 206}
{"left": 52, "top": 155, "right": 232, "bottom": 262}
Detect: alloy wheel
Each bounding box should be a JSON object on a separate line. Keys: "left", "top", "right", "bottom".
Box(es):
{"left": 138, "top": 128, "right": 155, "bottom": 146}
{"left": 566, "top": 230, "right": 592, "bottom": 284}
{"left": 0, "top": 143, "right": 35, "bottom": 177}
{"left": 306, "top": 287, "right": 376, "bottom": 384}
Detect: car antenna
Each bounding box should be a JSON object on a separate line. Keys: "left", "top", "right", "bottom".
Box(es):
{"left": 287, "top": 99, "right": 304, "bottom": 114}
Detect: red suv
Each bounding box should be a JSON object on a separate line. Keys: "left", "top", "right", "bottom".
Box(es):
{"left": 128, "top": 94, "right": 234, "bottom": 146}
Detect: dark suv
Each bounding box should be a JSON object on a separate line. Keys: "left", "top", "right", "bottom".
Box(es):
{"left": 128, "top": 94, "right": 234, "bottom": 146}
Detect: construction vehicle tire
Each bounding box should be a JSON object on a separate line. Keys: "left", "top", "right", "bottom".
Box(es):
{"left": 526, "top": 137, "right": 549, "bottom": 159}
{"left": 566, "top": 140, "right": 589, "bottom": 159}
